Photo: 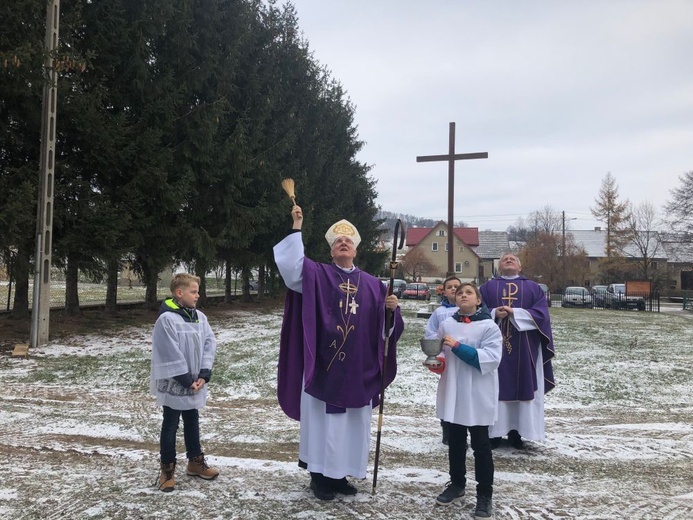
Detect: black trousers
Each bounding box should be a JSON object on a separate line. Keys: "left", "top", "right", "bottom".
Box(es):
{"left": 160, "top": 406, "right": 202, "bottom": 464}
{"left": 448, "top": 423, "right": 493, "bottom": 498}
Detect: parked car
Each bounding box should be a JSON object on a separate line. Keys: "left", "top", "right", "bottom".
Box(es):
{"left": 606, "top": 283, "right": 646, "bottom": 311}
{"left": 591, "top": 285, "right": 609, "bottom": 307}
{"left": 402, "top": 282, "right": 431, "bottom": 300}
{"left": 561, "top": 286, "right": 593, "bottom": 308}
{"left": 383, "top": 279, "right": 408, "bottom": 298}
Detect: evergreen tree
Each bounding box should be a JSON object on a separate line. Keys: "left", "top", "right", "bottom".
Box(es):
{"left": 119, "top": 0, "right": 196, "bottom": 308}
{"left": 164, "top": 0, "right": 254, "bottom": 303}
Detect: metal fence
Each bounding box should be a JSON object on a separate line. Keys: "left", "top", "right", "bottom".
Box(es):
{"left": 548, "top": 290, "right": 660, "bottom": 312}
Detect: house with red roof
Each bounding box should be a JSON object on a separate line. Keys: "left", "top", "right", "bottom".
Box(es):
{"left": 404, "top": 221, "right": 509, "bottom": 283}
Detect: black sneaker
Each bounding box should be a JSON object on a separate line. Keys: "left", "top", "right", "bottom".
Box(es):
{"left": 508, "top": 430, "right": 524, "bottom": 449}
{"left": 310, "top": 478, "right": 335, "bottom": 501}
{"left": 435, "top": 482, "right": 465, "bottom": 506}
{"left": 490, "top": 437, "right": 501, "bottom": 449}
{"left": 474, "top": 495, "right": 493, "bottom": 518}
{"left": 329, "top": 477, "right": 358, "bottom": 495}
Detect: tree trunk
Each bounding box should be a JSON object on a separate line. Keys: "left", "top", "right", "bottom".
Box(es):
{"left": 143, "top": 262, "right": 159, "bottom": 311}
{"left": 224, "top": 260, "right": 233, "bottom": 303}
{"left": 242, "top": 265, "right": 251, "bottom": 301}
{"left": 65, "top": 254, "right": 81, "bottom": 316}
{"left": 257, "top": 264, "right": 265, "bottom": 300}
{"left": 195, "top": 261, "right": 207, "bottom": 308}
{"left": 267, "top": 264, "right": 275, "bottom": 295}
{"left": 267, "top": 263, "right": 278, "bottom": 295}
{"left": 105, "top": 257, "right": 119, "bottom": 315}
{"left": 11, "top": 246, "right": 30, "bottom": 319}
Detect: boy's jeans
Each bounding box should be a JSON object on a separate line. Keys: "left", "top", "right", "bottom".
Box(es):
{"left": 448, "top": 423, "right": 494, "bottom": 498}
{"left": 160, "top": 406, "right": 202, "bottom": 464}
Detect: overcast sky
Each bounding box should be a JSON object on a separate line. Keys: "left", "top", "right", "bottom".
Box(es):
{"left": 285, "top": 0, "right": 693, "bottom": 231}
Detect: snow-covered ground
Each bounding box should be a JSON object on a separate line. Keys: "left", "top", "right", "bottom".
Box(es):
{"left": 1, "top": 300, "right": 691, "bottom": 519}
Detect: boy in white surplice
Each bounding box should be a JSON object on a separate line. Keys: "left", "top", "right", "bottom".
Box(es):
{"left": 150, "top": 273, "right": 218, "bottom": 492}
{"left": 426, "top": 283, "right": 502, "bottom": 519}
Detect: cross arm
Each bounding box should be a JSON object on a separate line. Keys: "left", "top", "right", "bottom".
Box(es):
{"left": 416, "top": 152, "right": 488, "bottom": 163}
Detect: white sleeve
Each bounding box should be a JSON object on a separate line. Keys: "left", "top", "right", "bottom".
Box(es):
{"left": 436, "top": 319, "right": 449, "bottom": 360}
{"left": 424, "top": 310, "right": 440, "bottom": 339}
{"left": 273, "top": 233, "right": 305, "bottom": 293}
{"left": 476, "top": 322, "right": 503, "bottom": 374}
{"left": 200, "top": 315, "right": 217, "bottom": 370}
{"left": 509, "top": 308, "right": 537, "bottom": 331}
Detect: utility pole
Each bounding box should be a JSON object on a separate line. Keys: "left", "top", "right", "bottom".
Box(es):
{"left": 562, "top": 211, "right": 567, "bottom": 259}
{"left": 31, "top": 0, "right": 61, "bottom": 348}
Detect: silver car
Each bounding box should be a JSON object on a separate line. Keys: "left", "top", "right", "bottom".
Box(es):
{"left": 561, "top": 286, "right": 593, "bottom": 308}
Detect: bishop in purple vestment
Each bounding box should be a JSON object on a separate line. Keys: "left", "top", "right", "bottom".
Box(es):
{"left": 274, "top": 204, "right": 403, "bottom": 500}
{"left": 479, "top": 253, "right": 555, "bottom": 448}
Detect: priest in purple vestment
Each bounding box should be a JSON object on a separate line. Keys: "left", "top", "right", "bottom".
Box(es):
{"left": 479, "top": 253, "right": 555, "bottom": 449}
{"left": 273, "top": 204, "right": 404, "bottom": 501}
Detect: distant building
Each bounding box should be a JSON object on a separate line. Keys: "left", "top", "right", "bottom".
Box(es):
{"left": 403, "top": 221, "right": 509, "bottom": 283}
{"left": 566, "top": 229, "right": 663, "bottom": 284}
{"left": 660, "top": 234, "right": 693, "bottom": 290}
{"left": 560, "top": 228, "right": 693, "bottom": 291}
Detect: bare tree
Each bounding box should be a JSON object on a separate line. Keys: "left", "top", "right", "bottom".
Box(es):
{"left": 591, "top": 172, "right": 633, "bottom": 257}
{"left": 507, "top": 216, "right": 530, "bottom": 242}
{"left": 401, "top": 248, "right": 436, "bottom": 281}
{"left": 519, "top": 232, "right": 561, "bottom": 288}
{"left": 520, "top": 231, "right": 589, "bottom": 290}
{"left": 507, "top": 207, "right": 561, "bottom": 242}
{"left": 562, "top": 236, "right": 590, "bottom": 288}
{"left": 626, "top": 201, "right": 664, "bottom": 284}
{"left": 527, "top": 205, "right": 562, "bottom": 235}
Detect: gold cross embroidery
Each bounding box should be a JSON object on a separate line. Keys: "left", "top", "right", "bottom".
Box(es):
{"left": 502, "top": 282, "right": 518, "bottom": 307}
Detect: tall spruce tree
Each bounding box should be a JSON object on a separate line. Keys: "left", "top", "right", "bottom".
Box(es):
{"left": 118, "top": 0, "right": 195, "bottom": 308}
{"left": 225, "top": 1, "right": 318, "bottom": 299}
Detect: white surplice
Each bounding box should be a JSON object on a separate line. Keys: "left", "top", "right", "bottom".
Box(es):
{"left": 436, "top": 317, "right": 502, "bottom": 427}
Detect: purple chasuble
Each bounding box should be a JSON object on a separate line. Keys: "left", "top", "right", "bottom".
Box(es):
{"left": 277, "top": 257, "right": 403, "bottom": 421}
{"left": 479, "top": 276, "right": 555, "bottom": 401}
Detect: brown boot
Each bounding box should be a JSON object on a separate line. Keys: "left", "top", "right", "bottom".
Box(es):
{"left": 158, "top": 462, "right": 176, "bottom": 492}
{"left": 186, "top": 454, "right": 219, "bottom": 480}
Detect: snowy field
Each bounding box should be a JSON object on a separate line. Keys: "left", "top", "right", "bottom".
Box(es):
{"left": 1, "top": 300, "right": 692, "bottom": 519}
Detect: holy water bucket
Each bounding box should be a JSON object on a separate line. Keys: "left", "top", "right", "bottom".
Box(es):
{"left": 420, "top": 338, "right": 443, "bottom": 368}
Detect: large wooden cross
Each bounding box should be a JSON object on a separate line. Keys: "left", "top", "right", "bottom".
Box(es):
{"left": 416, "top": 122, "right": 488, "bottom": 277}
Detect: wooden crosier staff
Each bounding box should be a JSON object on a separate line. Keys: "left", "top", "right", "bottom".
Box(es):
{"left": 372, "top": 218, "right": 406, "bottom": 495}
{"left": 281, "top": 178, "right": 297, "bottom": 205}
